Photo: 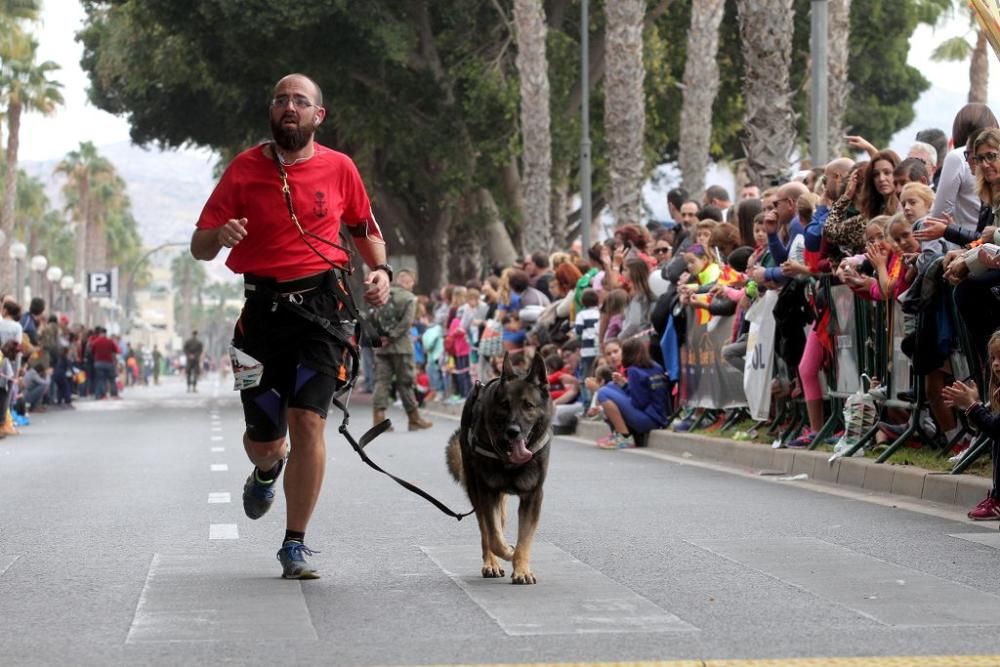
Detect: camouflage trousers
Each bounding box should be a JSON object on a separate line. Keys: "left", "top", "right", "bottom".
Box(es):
{"left": 373, "top": 353, "right": 418, "bottom": 412}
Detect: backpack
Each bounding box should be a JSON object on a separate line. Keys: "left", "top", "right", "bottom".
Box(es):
{"left": 444, "top": 327, "right": 463, "bottom": 357}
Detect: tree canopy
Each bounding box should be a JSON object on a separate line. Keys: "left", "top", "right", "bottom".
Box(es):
{"left": 79, "top": 0, "right": 952, "bottom": 283}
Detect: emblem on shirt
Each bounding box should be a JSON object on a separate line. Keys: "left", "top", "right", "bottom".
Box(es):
{"left": 313, "top": 191, "right": 327, "bottom": 219}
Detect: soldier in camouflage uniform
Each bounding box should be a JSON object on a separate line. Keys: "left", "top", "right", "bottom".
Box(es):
{"left": 372, "top": 270, "right": 433, "bottom": 431}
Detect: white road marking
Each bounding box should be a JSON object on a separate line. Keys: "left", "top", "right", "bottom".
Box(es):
{"left": 209, "top": 524, "right": 239, "bottom": 540}
{"left": 210, "top": 464, "right": 228, "bottom": 472}
{"left": 210, "top": 435, "right": 224, "bottom": 441}
{"left": 0, "top": 555, "right": 20, "bottom": 577}
{"left": 688, "top": 537, "right": 1000, "bottom": 627}
{"left": 127, "top": 554, "right": 317, "bottom": 643}
{"left": 210, "top": 447, "right": 225, "bottom": 453}
{"left": 210, "top": 427, "right": 222, "bottom": 432}
{"left": 421, "top": 542, "right": 697, "bottom": 636}
{"left": 208, "top": 492, "right": 231, "bottom": 504}
{"left": 950, "top": 532, "right": 1000, "bottom": 548}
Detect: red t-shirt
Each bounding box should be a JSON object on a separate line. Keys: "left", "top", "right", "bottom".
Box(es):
{"left": 196, "top": 143, "right": 373, "bottom": 281}
{"left": 90, "top": 336, "right": 119, "bottom": 364}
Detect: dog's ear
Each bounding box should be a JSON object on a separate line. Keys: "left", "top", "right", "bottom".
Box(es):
{"left": 501, "top": 351, "right": 515, "bottom": 381}
{"left": 527, "top": 351, "right": 548, "bottom": 391}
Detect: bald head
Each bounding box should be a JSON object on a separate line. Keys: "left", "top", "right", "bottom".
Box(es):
{"left": 275, "top": 73, "right": 323, "bottom": 107}
{"left": 824, "top": 158, "right": 854, "bottom": 201}
{"left": 775, "top": 182, "right": 808, "bottom": 225}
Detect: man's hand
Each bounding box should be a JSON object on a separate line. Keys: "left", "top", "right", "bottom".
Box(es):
{"left": 781, "top": 260, "right": 809, "bottom": 276}
{"left": 217, "top": 217, "right": 248, "bottom": 248}
{"left": 762, "top": 209, "right": 779, "bottom": 234}
{"left": 750, "top": 266, "right": 767, "bottom": 283}
{"left": 364, "top": 269, "right": 391, "bottom": 306}
{"left": 981, "top": 225, "right": 998, "bottom": 245}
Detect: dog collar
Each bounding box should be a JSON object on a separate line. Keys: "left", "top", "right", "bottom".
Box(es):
{"left": 472, "top": 431, "right": 551, "bottom": 463}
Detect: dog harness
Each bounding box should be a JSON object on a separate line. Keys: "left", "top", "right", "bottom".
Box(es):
{"left": 471, "top": 431, "right": 552, "bottom": 463}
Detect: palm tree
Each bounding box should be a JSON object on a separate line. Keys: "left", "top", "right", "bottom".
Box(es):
{"left": 932, "top": 5, "right": 988, "bottom": 104}
{"left": 677, "top": 0, "right": 726, "bottom": 195}
{"left": 827, "top": 0, "right": 852, "bottom": 157}
{"left": 171, "top": 252, "right": 206, "bottom": 338}
{"left": 513, "top": 0, "right": 552, "bottom": 254}
{"left": 736, "top": 0, "right": 797, "bottom": 186}
{"left": 55, "top": 142, "right": 115, "bottom": 318}
{"left": 603, "top": 0, "right": 646, "bottom": 226}
{"left": 0, "top": 34, "right": 62, "bottom": 287}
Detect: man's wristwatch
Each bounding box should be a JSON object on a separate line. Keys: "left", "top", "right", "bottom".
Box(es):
{"left": 373, "top": 263, "right": 393, "bottom": 282}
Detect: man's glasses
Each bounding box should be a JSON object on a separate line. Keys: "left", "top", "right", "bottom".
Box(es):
{"left": 973, "top": 151, "right": 1000, "bottom": 165}
{"left": 271, "top": 94, "right": 317, "bottom": 110}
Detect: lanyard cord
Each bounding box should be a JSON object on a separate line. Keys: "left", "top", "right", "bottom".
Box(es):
{"left": 270, "top": 142, "right": 354, "bottom": 272}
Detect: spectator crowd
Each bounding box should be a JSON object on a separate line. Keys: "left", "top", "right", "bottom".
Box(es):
{"left": 370, "top": 101, "right": 1000, "bottom": 525}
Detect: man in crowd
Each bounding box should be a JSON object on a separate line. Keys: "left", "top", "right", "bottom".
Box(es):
{"left": 372, "top": 269, "right": 433, "bottom": 431}
{"left": 182, "top": 330, "right": 204, "bottom": 393}
{"left": 740, "top": 183, "right": 761, "bottom": 200}
{"left": 703, "top": 184, "right": 732, "bottom": 218}
{"left": 191, "top": 72, "right": 392, "bottom": 580}
{"left": 666, "top": 187, "right": 688, "bottom": 224}
{"left": 916, "top": 127, "right": 948, "bottom": 190}
{"left": 19, "top": 297, "right": 44, "bottom": 347}
{"left": 908, "top": 141, "right": 939, "bottom": 185}
{"left": 89, "top": 326, "right": 120, "bottom": 400}
{"left": 526, "top": 251, "right": 554, "bottom": 301}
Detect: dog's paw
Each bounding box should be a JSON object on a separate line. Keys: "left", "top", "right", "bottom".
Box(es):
{"left": 511, "top": 569, "right": 536, "bottom": 585}
{"left": 481, "top": 562, "right": 505, "bottom": 578}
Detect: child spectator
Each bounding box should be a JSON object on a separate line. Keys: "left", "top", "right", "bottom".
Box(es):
{"left": 598, "top": 288, "right": 629, "bottom": 343}
{"left": 501, "top": 312, "right": 527, "bottom": 351}
{"left": 695, "top": 220, "right": 715, "bottom": 248}
{"left": 595, "top": 338, "right": 670, "bottom": 449}
{"left": 446, "top": 315, "right": 472, "bottom": 399}
{"left": 942, "top": 331, "right": 1000, "bottom": 520}
{"left": 574, "top": 288, "right": 601, "bottom": 376}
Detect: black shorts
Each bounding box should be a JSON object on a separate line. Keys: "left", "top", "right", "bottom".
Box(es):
{"left": 233, "top": 272, "right": 352, "bottom": 442}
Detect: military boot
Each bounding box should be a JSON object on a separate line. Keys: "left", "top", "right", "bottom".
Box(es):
{"left": 374, "top": 409, "right": 394, "bottom": 432}
{"left": 407, "top": 409, "right": 433, "bottom": 431}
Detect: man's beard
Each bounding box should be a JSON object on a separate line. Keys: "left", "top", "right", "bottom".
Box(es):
{"left": 270, "top": 117, "right": 314, "bottom": 152}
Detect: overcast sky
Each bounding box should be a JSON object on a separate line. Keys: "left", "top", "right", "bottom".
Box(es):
{"left": 17, "top": 2, "right": 1000, "bottom": 163}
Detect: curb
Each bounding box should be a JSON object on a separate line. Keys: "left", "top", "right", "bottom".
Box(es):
{"left": 571, "top": 420, "right": 990, "bottom": 510}
{"left": 422, "top": 402, "right": 990, "bottom": 511}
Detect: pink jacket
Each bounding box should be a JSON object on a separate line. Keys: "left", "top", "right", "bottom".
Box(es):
{"left": 447, "top": 318, "right": 472, "bottom": 357}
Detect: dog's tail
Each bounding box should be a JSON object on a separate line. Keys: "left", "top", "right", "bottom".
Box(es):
{"left": 446, "top": 429, "right": 464, "bottom": 485}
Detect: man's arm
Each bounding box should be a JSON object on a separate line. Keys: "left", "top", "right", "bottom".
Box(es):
{"left": 352, "top": 222, "right": 391, "bottom": 306}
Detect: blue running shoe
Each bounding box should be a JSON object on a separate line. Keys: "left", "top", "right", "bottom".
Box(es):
{"left": 277, "top": 541, "right": 320, "bottom": 580}
{"left": 242, "top": 458, "right": 284, "bottom": 520}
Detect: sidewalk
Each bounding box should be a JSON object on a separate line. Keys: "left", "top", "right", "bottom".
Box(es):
{"left": 423, "top": 400, "right": 991, "bottom": 511}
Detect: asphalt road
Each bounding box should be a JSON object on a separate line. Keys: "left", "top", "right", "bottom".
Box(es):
{"left": 1, "top": 374, "right": 999, "bottom": 666}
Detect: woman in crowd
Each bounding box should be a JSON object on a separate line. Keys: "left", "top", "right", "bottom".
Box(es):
{"left": 931, "top": 102, "right": 998, "bottom": 232}
{"left": 618, "top": 258, "right": 655, "bottom": 341}
{"left": 825, "top": 150, "right": 900, "bottom": 254}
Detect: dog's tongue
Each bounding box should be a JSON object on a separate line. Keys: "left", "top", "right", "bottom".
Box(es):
{"left": 509, "top": 439, "right": 533, "bottom": 464}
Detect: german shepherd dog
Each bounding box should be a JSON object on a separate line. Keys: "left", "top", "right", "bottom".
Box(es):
{"left": 446, "top": 352, "right": 553, "bottom": 584}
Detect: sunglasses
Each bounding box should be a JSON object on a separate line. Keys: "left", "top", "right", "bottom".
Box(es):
{"left": 653, "top": 247, "right": 671, "bottom": 254}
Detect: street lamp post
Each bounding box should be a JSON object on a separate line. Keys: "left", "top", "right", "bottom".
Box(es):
{"left": 46, "top": 266, "right": 63, "bottom": 313}
{"left": 59, "top": 276, "right": 75, "bottom": 314}
{"left": 29, "top": 254, "right": 47, "bottom": 305}
{"left": 579, "top": 0, "right": 592, "bottom": 253}
{"left": 9, "top": 241, "right": 27, "bottom": 304}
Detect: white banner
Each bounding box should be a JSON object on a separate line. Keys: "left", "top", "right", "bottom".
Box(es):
{"left": 743, "top": 290, "right": 778, "bottom": 421}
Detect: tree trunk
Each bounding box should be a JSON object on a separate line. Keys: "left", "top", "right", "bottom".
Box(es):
{"left": 513, "top": 0, "right": 552, "bottom": 254}
{"left": 736, "top": 0, "right": 797, "bottom": 187}
{"left": 448, "top": 194, "right": 484, "bottom": 283}
{"left": 550, "top": 164, "right": 569, "bottom": 250}
{"left": 826, "top": 0, "right": 852, "bottom": 158}
{"left": 479, "top": 188, "right": 519, "bottom": 270}
{"left": 677, "top": 0, "right": 725, "bottom": 196}
{"left": 603, "top": 0, "right": 646, "bottom": 227}
{"left": 970, "top": 28, "right": 989, "bottom": 105}
{"left": 75, "top": 180, "right": 89, "bottom": 320}
{"left": 0, "top": 101, "right": 20, "bottom": 289}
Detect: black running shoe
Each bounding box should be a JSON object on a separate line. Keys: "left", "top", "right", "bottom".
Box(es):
{"left": 242, "top": 458, "right": 284, "bottom": 520}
